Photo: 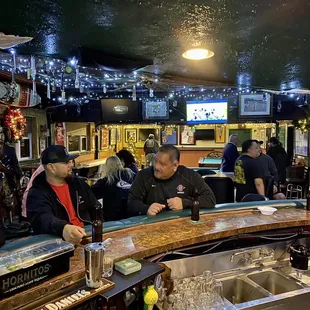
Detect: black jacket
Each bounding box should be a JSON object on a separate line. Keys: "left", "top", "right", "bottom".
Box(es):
{"left": 127, "top": 166, "right": 216, "bottom": 216}
{"left": 91, "top": 169, "right": 135, "bottom": 221}
{"left": 27, "top": 172, "right": 99, "bottom": 237}
{"left": 267, "top": 145, "right": 288, "bottom": 183}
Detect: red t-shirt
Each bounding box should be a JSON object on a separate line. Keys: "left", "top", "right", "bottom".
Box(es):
{"left": 50, "top": 183, "right": 84, "bottom": 227}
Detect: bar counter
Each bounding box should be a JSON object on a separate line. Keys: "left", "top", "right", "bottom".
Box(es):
{"left": 1, "top": 201, "right": 310, "bottom": 309}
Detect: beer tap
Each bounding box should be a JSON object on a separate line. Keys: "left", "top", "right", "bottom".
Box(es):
{"left": 92, "top": 202, "right": 103, "bottom": 243}
{"left": 191, "top": 188, "right": 200, "bottom": 222}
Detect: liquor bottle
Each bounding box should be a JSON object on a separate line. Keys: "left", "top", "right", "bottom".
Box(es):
{"left": 306, "top": 186, "right": 310, "bottom": 211}
{"left": 92, "top": 203, "right": 103, "bottom": 243}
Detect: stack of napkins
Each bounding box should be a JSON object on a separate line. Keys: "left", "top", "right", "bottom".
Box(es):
{"left": 114, "top": 258, "right": 142, "bottom": 275}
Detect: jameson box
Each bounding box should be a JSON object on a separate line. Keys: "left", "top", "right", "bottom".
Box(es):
{"left": 0, "top": 236, "right": 74, "bottom": 297}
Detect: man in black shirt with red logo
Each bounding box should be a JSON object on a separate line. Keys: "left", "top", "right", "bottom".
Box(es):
{"left": 234, "top": 140, "right": 265, "bottom": 202}
{"left": 128, "top": 145, "right": 216, "bottom": 216}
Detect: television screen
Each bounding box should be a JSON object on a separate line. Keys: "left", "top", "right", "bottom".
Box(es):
{"left": 194, "top": 129, "right": 215, "bottom": 141}
{"left": 138, "top": 128, "right": 159, "bottom": 141}
{"left": 186, "top": 100, "right": 227, "bottom": 124}
{"left": 239, "top": 94, "right": 272, "bottom": 117}
{"left": 101, "top": 99, "right": 140, "bottom": 122}
{"left": 142, "top": 100, "right": 169, "bottom": 120}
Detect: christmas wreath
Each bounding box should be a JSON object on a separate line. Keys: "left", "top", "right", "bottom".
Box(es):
{"left": 3, "top": 108, "right": 26, "bottom": 142}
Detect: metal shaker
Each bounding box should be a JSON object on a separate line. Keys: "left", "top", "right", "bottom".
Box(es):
{"left": 84, "top": 242, "right": 105, "bottom": 288}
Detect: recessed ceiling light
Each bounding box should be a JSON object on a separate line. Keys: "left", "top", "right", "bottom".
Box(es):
{"left": 182, "top": 48, "right": 214, "bottom": 60}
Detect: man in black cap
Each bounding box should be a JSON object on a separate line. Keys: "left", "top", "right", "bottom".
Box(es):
{"left": 27, "top": 145, "right": 100, "bottom": 244}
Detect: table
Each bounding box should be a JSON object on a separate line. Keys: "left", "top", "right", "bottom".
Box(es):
{"left": 198, "top": 157, "right": 222, "bottom": 168}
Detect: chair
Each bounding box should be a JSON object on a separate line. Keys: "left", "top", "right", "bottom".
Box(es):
{"left": 204, "top": 177, "right": 234, "bottom": 204}
{"left": 264, "top": 176, "right": 276, "bottom": 200}
{"left": 241, "top": 194, "right": 268, "bottom": 202}
{"left": 286, "top": 166, "right": 308, "bottom": 199}
{"left": 194, "top": 168, "right": 217, "bottom": 177}
{"left": 207, "top": 151, "right": 222, "bottom": 159}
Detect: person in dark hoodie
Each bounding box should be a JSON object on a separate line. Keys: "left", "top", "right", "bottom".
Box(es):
{"left": 267, "top": 137, "right": 288, "bottom": 184}
{"left": 127, "top": 144, "right": 215, "bottom": 216}
{"left": 91, "top": 156, "right": 135, "bottom": 221}
{"left": 27, "top": 145, "right": 100, "bottom": 244}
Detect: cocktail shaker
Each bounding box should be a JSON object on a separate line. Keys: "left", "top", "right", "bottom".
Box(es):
{"left": 84, "top": 242, "right": 105, "bottom": 288}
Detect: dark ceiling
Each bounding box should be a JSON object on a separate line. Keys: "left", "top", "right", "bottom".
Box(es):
{"left": 1, "top": 0, "right": 310, "bottom": 89}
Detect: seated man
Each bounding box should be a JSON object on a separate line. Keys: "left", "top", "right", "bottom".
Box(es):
{"left": 27, "top": 145, "right": 100, "bottom": 244}
{"left": 127, "top": 145, "right": 216, "bottom": 216}
{"left": 234, "top": 140, "right": 265, "bottom": 202}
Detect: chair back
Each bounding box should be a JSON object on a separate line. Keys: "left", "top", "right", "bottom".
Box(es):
{"left": 204, "top": 177, "right": 234, "bottom": 204}
{"left": 194, "top": 169, "right": 217, "bottom": 177}
{"left": 241, "top": 194, "right": 268, "bottom": 202}
{"left": 264, "top": 176, "right": 275, "bottom": 200}
{"left": 207, "top": 151, "right": 222, "bottom": 158}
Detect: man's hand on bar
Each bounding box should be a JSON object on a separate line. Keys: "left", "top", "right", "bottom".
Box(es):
{"left": 167, "top": 197, "right": 183, "bottom": 211}
{"left": 63, "top": 224, "right": 86, "bottom": 244}
{"left": 147, "top": 203, "right": 165, "bottom": 216}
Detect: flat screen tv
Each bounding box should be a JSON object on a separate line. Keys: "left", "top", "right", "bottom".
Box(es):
{"left": 186, "top": 100, "right": 227, "bottom": 124}
{"left": 239, "top": 94, "right": 272, "bottom": 118}
{"left": 194, "top": 129, "right": 215, "bottom": 140}
{"left": 138, "top": 128, "right": 159, "bottom": 141}
{"left": 142, "top": 100, "right": 169, "bottom": 121}
{"left": 101, "top": 99, "right": 140, "bottom": 122}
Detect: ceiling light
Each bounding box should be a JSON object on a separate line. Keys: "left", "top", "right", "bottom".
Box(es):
{"left": 182, "top": 48, "right": 214, "bottom": 60}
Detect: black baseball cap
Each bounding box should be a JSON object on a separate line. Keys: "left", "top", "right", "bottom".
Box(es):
{"left": 41, "top": 145, "right": 79, "bottom": 165}
{"left": 258, "top": 141, "right": 264, "bottom": 145}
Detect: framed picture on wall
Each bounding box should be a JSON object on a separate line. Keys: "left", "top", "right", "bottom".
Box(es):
{"left": 161, "top": 126, "right": 177, "bottom": 145}
{"left": 101, "top": 128, "right": 110, "bottom": 148}
{"left": 110, "top": 128, "right": 117, "bottom": 145}
{"left": 117, "top": 127, "right": 121, "bottom": 142}
{"left": 215, "top": 125, "right": 226, "bottom": 143}
{"left": 39, "top": 137, "right": 46, "bottom": 153}
{"left": 125, "top": 129, "right": 137, "bottom": 143}
{"left": 180, "top": 125, "right": 195, "bottom": 145}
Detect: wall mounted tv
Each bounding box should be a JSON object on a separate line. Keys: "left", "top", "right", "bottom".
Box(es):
{"left": 186, "top": 100, "right": 227, "bottom": 124}
{"left": 239, "top": 93, "right": 272, "bottom": 118}
{"left": 101, "top": 99, "right": 140, "bottom": 122}
{"left": 142, "top": 100, "right": 169, "bottom": 121}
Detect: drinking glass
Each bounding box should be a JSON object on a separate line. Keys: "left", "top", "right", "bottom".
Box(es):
{"left": 102, "top": 256, "right": 114, "bottom": 277}
{"left": 213, "top": 280, "right": 224, "bottom": 309}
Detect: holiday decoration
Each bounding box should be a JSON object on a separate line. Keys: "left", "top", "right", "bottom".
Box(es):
{"left": 3, "top": 108, "right": 26, "bottom": 141}
{"left": 293, "top": 118, "right": 310, "bottom": 133}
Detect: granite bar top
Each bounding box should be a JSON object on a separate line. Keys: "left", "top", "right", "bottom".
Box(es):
{"left": 2, "top": 208, "right": 310, "bottom": 309}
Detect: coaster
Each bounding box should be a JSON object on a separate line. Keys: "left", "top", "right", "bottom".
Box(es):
{"left": 187, "top": 219, "right": 205, "bottom": 225}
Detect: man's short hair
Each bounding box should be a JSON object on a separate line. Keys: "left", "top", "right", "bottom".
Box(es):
{"left": 242, "top": 139, "right": 257, "bottom": 153}
{"left": 158, "top": 144, "right": 180, "bottom": 162}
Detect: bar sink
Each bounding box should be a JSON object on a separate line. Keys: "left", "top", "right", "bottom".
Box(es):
{"left": 222, "top": 278, "right": 268, "bottom": 304}
{"left": 248, "top": 271, "right": 303, "bottom": 295}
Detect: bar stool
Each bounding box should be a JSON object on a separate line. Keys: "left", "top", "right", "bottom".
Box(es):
{"left": 285, "top": 166, "right": 308, "bottom": 199}
{"left": 286, "top": 184, "right": 303, "bottom": 199}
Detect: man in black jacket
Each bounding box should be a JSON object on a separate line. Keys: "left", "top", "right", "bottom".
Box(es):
{"left": 27, "top": 145, "right": 100, "bottom": 244}
{"left": 128, "top": 145, "right": 216, "bottom": 216}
